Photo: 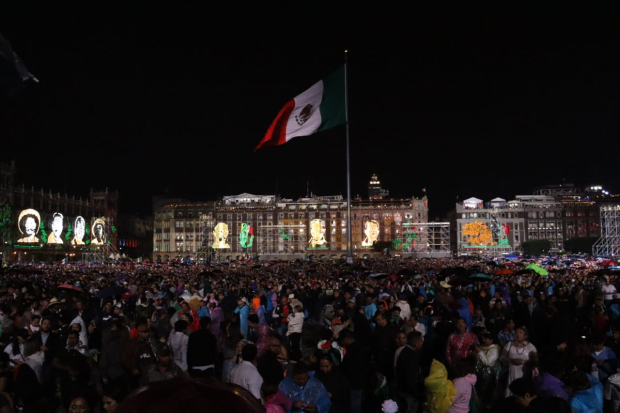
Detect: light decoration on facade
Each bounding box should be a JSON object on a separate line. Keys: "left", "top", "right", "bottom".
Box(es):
{"left": 463, "top": 221, "right": 494, "bottom": 246}
{"left": 16, "top": 208, "right": 41, "bottom": 243}
{"left": 239, "top": 223, "right": 254, "bottom": 248}
{"left": 213, "top": 223, "right": 230, "bottom": 249}
{"left": 362, "top": 220, "right": 379, "bottom": 247}
{"left": 309, "top": 219, "right": 327, "bottom": 247}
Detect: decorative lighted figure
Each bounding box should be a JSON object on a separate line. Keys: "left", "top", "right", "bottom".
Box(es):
{"left": 17, "top": 208, "right": 41, "bottom": 243}
{"left": 47, "top": 212, "right": 64, "bottom": 244}
{"left": 239, "top": 223, "right": 254, "bottom": 248}
{"left": 362, "top": 220, "right": 379, "bottom": 247}
{"left": 463, "top": 221, "right": 493, "bottom": 246}
{"left": 91, "top": 218, "right": 106, "bottom": 245}
{"left": 72, "top": 216, "right": 86, "bottom": 245}
{"left": 213, "top": 223, "right": 230, "bottom": 249}
{"left": 309, "top": 219, "right": 326, "bottom": 247}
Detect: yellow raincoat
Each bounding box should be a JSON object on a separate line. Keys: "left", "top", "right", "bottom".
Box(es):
{"left": 424, "top": 359, "right": 456, "bottom": 413}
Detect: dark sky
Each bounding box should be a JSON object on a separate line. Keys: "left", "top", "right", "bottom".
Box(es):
{"left": 1, "top": 7, "right": 620, "bottom": 219}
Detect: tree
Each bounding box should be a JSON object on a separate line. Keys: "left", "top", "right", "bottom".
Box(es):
{"left": 522, "top": 239, "right": 552, "bottom": 256}
{"left": 564, "top": 237, "right": 599, "bottom": 254}
{"left": 373, "top": 241, "right": 392, "bottom": 253}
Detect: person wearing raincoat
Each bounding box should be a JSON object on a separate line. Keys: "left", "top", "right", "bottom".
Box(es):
{"left": 278, "top": 362, "right": 331, "bottom": 413}
{"left": 424, "top": 359, "right": 456, "bottom": 413}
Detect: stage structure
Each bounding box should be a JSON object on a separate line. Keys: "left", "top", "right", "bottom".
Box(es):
{"left": 397, "top": 222, "right": 450, "bottom": 253}
{"left": 196, "top": 213, "right": 215, "bottom": 261}
{"left": 593, "top": 204, "right": 620, "bottom": 256}
{"left": 82, "top": 217, "right": 119, "bottom": 263}
{"left": 257, "top": 224, "right": 307, "bottom": 256}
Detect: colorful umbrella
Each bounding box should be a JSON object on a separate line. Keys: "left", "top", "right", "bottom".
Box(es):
{"left": 525, "top": 264, "right": 549, "bottom": 276}
{"left": 495, "top": 268, "right": 515, "bottom": 275}
{"left": 58, "top": 284, "right": 83, "bottom": 292}
{"left": 469, "top": 273, "right": 492, "bottom": 280}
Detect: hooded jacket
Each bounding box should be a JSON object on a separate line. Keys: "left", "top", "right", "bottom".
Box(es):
{"left": 447, "top": 374, "right": 477, "bottom": 413}
{"left": 264, "top": 390, "right": 292, "bottom": 413}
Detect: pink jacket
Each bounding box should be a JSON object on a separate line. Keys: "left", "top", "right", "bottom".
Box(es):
{"left": 447, "top": 374, "right": 477, "bottom": 413}
{"left": 264, "top": 391, "right": 291, "bottom": 413}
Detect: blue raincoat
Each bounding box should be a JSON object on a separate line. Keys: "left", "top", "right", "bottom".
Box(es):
{"left": 278, "top": 376, "right": 331, "bottom": 413}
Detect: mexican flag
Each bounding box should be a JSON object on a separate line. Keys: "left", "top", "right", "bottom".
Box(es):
{"left": 254, "top": 67, "right": 346, "bottom": 151}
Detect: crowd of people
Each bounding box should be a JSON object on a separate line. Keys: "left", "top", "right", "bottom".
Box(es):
{"left": 0, "top": 255, "right": 617, "bottom": 412}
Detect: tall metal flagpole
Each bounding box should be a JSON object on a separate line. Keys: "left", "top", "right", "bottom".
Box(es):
{"left": 345, "top": 50, "right": 354, "bottom": 264}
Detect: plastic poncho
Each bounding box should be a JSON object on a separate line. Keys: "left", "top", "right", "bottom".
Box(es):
{"left": 278, "top": 377, "right": 331, "bottom": 413}
{"left": 424, "top": 359, "right": 456, "bottom": 413}
{"left": 571, "top": 374, "right": 603, "bottom": 413}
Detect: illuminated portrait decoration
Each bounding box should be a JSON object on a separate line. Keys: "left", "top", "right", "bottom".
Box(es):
{"left": 17, "top": 208, "right": 41, "bottom": 243}
{"left": 239, "top": 223, "right": 254, "bottom": 248}
{"left": 309, "top": 219, "right": 326, "bottom": 247}
{"left": 47, "top": 212, "right": 64, "bottom": 244}
{"left": 213, "top": 223, "right": 230, "bottom": 249}
{"left": 91, "top": 218, "right": 106, "bottom": 245}
{"left": 362, "top": 220, "right": 379, "bottom": 247}
{"left": 72, "top": 216, "right": 86, "bottom": 245}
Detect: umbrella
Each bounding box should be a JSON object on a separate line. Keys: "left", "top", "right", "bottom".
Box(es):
{"left": 506, "top": 254, "right": 519, "bottom": 260}
{"left": 495, "top": 268, "right": 515, "bottom": 276}
{"left": 525, "top": 264, "right": 549, "bottom": 276}
{"left": 95, "top": 285, "right": 128, "bottom": 298}
{"left": 469, "top": 273, "right": 492, "bottom": 280}
{"left": 58, "top": 284, "right": 83, "bottom": 293}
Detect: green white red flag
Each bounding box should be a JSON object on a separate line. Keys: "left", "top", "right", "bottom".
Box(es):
{"left": 254, "top": 67, "right": 346, "bottom": 152}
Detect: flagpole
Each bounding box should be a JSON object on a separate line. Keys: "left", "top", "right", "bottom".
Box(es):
{"left": 345, "top": 50, "right": 354, "bottom": 264}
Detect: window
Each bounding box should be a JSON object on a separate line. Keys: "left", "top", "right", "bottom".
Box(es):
{"left": 279, "top": 213, "right": 284, "bottom": 219}
{"left": 320, "top": 213, "right": 326, "bottom": 218}
{"left": 342, "top": 213, "right": 346, "bottom": 219}
{"left": 247, "top": 214, "right": 253, "bottom": 220}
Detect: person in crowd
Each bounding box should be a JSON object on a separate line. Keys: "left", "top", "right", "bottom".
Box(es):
{"left": 501, "top": 326, "right": 538, "bottom": 397}
{"left": 69, "top": 396, "right": 91, "bottom": 413}
{"left": 102, "top": 386, "right": 126, "bottom": 413}
{"left": 474, "top": 331, "right": 500, "bottom": 406}
{"left": 278, "top": 362, "right": 331, "bottom": 413}
{"left": 234, "top": 297, "right": 250, "bottom": 337}
{"left": 448, "top": 356, "right": 477, "bottom": 413}
{"left": 262, "top": 380, "right": 292, "bottom": 413}
{"left": 147, "top": 344, "right": 188, "bottom": 383}
{"left": 287, "top": 304, "right": 305, "bottom": 362}
{"left": 187, "top": 316, "right": 217, "bottom": 378}
{"left": 53, "top": 330, "right": 91, "bottom": 409}
{"left": 167, "top": 319, "right": 189, "bottom": 372}
{"left": 314, "top": 354, "right": 350, "bottom": 413}
{"left": 338, "top": 329, "right": 366, "bottom": 413}
{"left": 424, "top": 359, "right": 456, "bottom": 413}
{"left": 122, "top": 317, "right": 158, "bottom": 387}
{"left": 591, "top": 334, "right": 617, "bottom": 383}
{"left": 230, "top": 343, "right": 263, "bottom": 400}
{"left": 446, "top": 317, "right": 479, "bottom": 368}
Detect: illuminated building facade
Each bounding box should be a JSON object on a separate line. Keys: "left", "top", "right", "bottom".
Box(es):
{"left": 0, "top": 161, "right": 119, "bottom": 262}
{"left": 152, "top": 192, "right": 432, "bottom": 260}
{"left": 456, "top": 185, "right": 605, "bottom": 254}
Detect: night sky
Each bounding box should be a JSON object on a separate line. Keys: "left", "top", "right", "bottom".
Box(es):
{"left": 1, "top": 7, "right": 620, "bottom": 219}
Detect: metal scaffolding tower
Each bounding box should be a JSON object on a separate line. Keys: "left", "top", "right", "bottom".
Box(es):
{"left": 82, "top": 217, "right": 119, "bottom": 263}
{"left": 593, "top": 204, "right": 620, "bottom": 256}
{"left": 257, "top": 224, "right": 307, "bottom": 256}
{"left": 196, "top": 213, "right": 215, "bottom": 261}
